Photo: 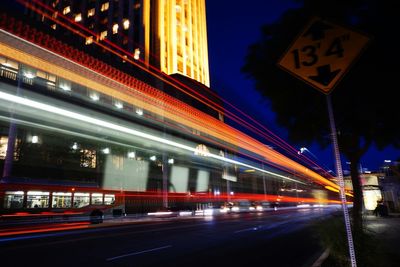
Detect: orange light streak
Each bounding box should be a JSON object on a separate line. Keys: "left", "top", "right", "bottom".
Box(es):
{"left": 19, "top": 0, "right": 329, "bottom": 176}
{"left": 0, "top": 12, "right": 344, "bottom": 191}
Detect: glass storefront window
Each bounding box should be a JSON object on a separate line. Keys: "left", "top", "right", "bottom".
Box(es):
{"left": 91, "top": 193, "right": 103, "bottom": 205}
{"left": 73, "top": 192, "right": 90, "bottom": 208}
{"left": 0, "top": 136, "right": 21, "bottom": 160}
{"left": 80, "top": 149, "right": 96, "bottom": 168}
{"left": 0, "top": 56, "right": 19, "bottom": 70}
{"left": 104, "top": 194, "right": 115, "bottom": 205}
{"left": 27, "top": 191, "right": 49, "bottom": 208}
{"left": 52, "top": 192, "right": 72, "bottom": 208}
{"left": 4, "top": 191, "right": 24, "bottom": 208}
{"left": 0, "top": 136, "right": 8, "bottom": 160}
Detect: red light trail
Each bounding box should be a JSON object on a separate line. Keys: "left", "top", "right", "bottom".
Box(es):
{"left": 18, "top": 0, "right": 332, "bottom": 179}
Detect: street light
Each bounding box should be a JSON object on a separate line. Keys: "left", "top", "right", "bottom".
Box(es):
{"left": 298, "top": 146, "right": 335, "bottom": 176}
{"left": 298, "top": 147, "right": 318, "bottom": 160}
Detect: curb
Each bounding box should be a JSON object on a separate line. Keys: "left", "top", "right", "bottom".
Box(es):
{"left": 311, "top": 248, "right": 330, "bottom": 267}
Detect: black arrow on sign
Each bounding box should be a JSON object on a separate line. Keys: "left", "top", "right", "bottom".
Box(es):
{"left": 309, "top": 65, "right": 341, "bottom": 86}
{"left": 303, "top": 20, "right": 333, "bottom": 41}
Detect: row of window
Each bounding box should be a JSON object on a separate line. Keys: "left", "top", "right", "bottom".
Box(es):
{"left": 0, "top": 55, "right": 212, "bottom": 155}
{"left": 0, "top": 56, "right": 147, "bottom": 120}
{"left": 3, "top": 191, "right": 115, "bottom": 209}
{"left": 63, "top": 3, "right": 110, "bottom": 17}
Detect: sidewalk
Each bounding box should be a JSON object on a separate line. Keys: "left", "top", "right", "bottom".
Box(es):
{"left": 364, "top": 213, "right": 400, "bottom": 266}
{"left": 314, "top": 213, "right": 400, "bottom": 267}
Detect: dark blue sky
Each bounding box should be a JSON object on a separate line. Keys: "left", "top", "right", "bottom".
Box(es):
{"left": 205, "top": 0, "right": 399, "bottom": 172}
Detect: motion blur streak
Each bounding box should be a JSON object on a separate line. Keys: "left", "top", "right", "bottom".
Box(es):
{"left": 18, "top": 0, "right": 336, "bottom": 182}
{"left": 0, "top": 222, "right": 90, "bottom": 237}
{"left": 0, "top": 90, "right": 308, "bottom": 184}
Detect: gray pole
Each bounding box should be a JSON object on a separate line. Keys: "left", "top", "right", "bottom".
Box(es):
{"left": 162, "top": 154, "right": 169, "bottom": 209}
{"left": 2, "top": 69, "right": 22, "bottom": 179}
{"left": 262, "top": 163, "right": 267, "bottom": 200}
{"left": 326, "top": 94, "right": 357, "bottom": 267}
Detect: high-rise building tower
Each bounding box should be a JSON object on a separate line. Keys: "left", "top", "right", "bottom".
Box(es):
{"left": 25, "top": 0, "right": 210, "bottom": 87}
{"left": 157, "top": 0, "right": 210, "bottom": 87}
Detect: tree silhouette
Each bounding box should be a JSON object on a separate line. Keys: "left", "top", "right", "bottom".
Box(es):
{"left": 242, "top": 0, "right": 399, "bottom": 231}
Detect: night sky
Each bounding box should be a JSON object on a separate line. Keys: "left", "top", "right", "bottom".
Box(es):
{"left": 205, "top": 0, "right": 399, "bottom": 172}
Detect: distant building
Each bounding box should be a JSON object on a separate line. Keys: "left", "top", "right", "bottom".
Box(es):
{"left": 344, "top": 166, "right": 400, "bottom": 213}
{"left": 379, "top": 161, "right": 400, "bottom": 212}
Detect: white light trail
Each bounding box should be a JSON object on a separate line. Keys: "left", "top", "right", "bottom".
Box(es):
{"left": 0, "top": 90, "right": 305, "bottom": 184}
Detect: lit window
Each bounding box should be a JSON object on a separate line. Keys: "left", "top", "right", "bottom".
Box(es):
{"left": 114, "top": 101, "right": 123, "bottom": 109}
{"left": 59, "top": 80, "right": 71, "bottom": 91}
{"left": 80, "top": 149, "right": 96, "bottom": 168}
{"left": 74, "top": 13, "right": 82, "bottom": 22}
{"left": 218, "top": 112, "right": 224, "bottom": 122}
{"left": 104, "top": 194, "right": 115, "bottom": 205}
{"left": 27, "top": 191, "right": 50, "bottom": 208}
{"left": 101, "top": 2, "right": 109, "bottom": 12}
{"left": 91, "top": 193, "right": 103, "bottom": 205}
{"left": 73, "top": 192, "right": 90, "bottom": 208}
{"left": 36, "top": 71, "right": 56, "bottom": 82}
{"left": 134, "top": 48, "right": 140, "bottom": 60}
{"left": 23, "top": 71, "right": 36, "bottom": 79}
{"left": 52, "top": 192, "right": 72, "bottom": 208}
{"left": 0, "top": 57, "right": 18, "bottom": 69}
{"left": 4, "top": 191, "right": 24, "bottom": 209}
{"left": 71, "top": 142, "right": 78, "bottom": 150}
{"left": 194, "top": 144, "right": 209, "bottom": 156}
{"left": 0, "top": 136, "right": 20, "bottom": 160}
{"left": 0, "top": 136, "right": 8, "bottom": 159}
{"left": 100, "top": 30, "right": 107, "bottom": 40}
{"left": 89, "top": 92, "right": 99, "bottom": 101}
{"left": 123, "top": 19, "right": 130, "bottom": 29}
{"left": 112, "top": 155, "right": 124, "bottom": 170}
{"left": 85, "top": 36, "right": 94, "bottom": 45}
{"left": 135, "top": 108, "right": 143, "bottom": 115}
{"left": 87, "top": 8, "right": 95, "bottom": 17}
{"left": 63, "top": 6, "right": 71, "bottom": 15}
{"left": 112, "top": 23, "right": 119, "bottom": 34}
{"left": 31, "top": 135, "right": 39, "bottom": 144}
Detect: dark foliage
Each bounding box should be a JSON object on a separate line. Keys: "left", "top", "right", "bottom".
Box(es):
{"left": 242, "top": 0, "right": 400, "bottom": 230}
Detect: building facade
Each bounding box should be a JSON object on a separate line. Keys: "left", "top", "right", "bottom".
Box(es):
{"left": 26, "top": 0, "right": 209, "bottom": 87}
{"left": 0, "top": 1, "right": 343, "bottom": 216}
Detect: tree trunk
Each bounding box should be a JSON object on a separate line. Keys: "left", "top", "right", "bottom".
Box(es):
{"left": 349, "top": 156, "right": 363, "bottom": 231}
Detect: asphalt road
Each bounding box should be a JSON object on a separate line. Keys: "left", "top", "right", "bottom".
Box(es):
{"left": 0, "top": 207, "right": 339, "bottom": 267}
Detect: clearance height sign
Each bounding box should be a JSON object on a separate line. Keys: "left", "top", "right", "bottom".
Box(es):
{"left": 278, "top": 18, "right": 370, "bottom": 94}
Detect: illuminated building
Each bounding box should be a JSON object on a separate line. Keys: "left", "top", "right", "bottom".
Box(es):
{"left": 158, "top": 0, "right": 210, "bottom": 87}
{"left": 24, "top": 0, "right": 210, "bottom": 87}
{"left": 0, "top": 2, "right": 346, "bottom": 216}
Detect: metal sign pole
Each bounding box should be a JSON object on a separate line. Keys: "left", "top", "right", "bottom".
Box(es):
{"left": 326, "top": 94, "right": 357, "bottom": 267}
{"left": 162, "top": 154, "right": 169, "bottom": 209}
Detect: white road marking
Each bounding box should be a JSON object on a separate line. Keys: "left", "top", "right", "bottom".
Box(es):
{"left": 106, "top": 245, "right": 172, "bottom": 261}
{"left": 234, "top": 227, "right": 258, "bottom": 234}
